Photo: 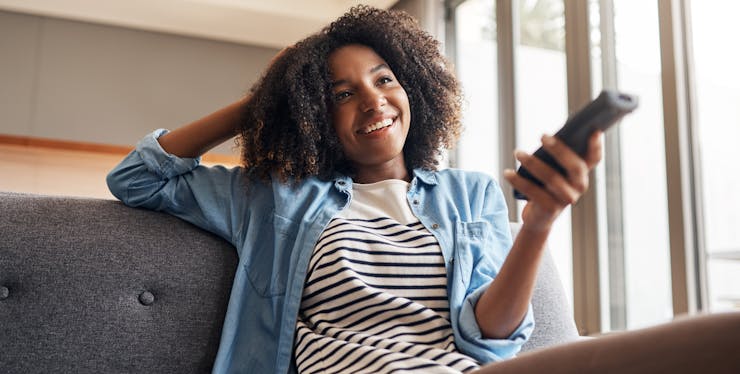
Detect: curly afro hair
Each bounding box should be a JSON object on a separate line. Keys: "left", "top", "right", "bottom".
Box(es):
{"left": 237, "top": 5, "right": 462, "bottom": 183}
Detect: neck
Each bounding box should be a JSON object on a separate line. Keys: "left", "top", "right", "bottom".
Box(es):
{"left": 352, "top": 161, "right": 410, "bottom": 184}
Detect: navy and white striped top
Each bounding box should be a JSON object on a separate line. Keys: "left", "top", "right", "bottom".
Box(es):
{"left": 294, "top": 180, "right": 479, "bottom": 373}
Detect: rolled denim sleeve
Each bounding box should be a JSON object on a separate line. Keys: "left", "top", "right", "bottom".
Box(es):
{"left": 451, "top": 175, "right": 535, "bottom": 363}
{"left": 106, "top": 129, "right": 245, "bottom": 244}
{"left": 458, "top": 284, "right": 535, "bottom": 362}
{"left": 135, "top": 129, "right": 201, "bottom": 180}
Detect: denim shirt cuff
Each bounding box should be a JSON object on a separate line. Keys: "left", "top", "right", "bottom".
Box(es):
{"left": 459, "top": 284, "right": 535, "bottom": 360}
{"left": 136, "top": 129, "right": 201, "bottom": 179}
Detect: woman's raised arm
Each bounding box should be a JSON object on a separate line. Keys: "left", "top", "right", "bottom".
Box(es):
{"left": 157, "top": 47, "right": 292, "bottom": 158}
{"left": 157, "top": 96, "right": 249, "bottom": 158}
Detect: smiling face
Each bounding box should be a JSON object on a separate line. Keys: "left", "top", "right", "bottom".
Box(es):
{"left": 328, "top": 44, "right": 412, "bottom": 183}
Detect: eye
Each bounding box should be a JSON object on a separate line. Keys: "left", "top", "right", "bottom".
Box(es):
{"left": 333, "top": 91, "right": 352, "bottom": 102}
{"left": 377, "top": 76, "right": 394, "bottom": 85}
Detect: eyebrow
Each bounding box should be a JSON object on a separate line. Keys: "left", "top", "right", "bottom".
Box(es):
{"left": 330, "top": 63, "right": 390, "bottom": 87}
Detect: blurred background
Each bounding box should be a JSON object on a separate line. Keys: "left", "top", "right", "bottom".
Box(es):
{"left": 1, "top": 0, "right": 737, "bottom": 336}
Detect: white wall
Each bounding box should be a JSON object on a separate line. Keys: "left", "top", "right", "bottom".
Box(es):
{"left": 0, "top": 10, "right": 278, "bottom": 155}
{"left": 0, "top": 2, "right": 437, "bottom": 156}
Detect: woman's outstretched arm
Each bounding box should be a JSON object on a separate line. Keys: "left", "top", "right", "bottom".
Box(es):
{"left": 474, "top": 131, "right": 603, "bottom": 339}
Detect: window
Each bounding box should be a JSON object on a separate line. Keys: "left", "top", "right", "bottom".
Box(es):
{"left": 513, "top": 0, "right": 573, "bottom": 309}
{"left": 690, "top": 2, "right": 740, "bottom": 312}
{"left": 453, "top": 0, "right": 575, "bottom": 308}
{"left": 599, "top": 0, "right": 674, "bottom": 330}
{"left": 455, "top": 0, "right": 499, "bottom": 178}
{"left": 449, "top": 0, "right": 739, "bottom": 334}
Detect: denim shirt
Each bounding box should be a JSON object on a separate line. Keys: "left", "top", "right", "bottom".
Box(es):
{"left": 106, "top": 129, "right": 534, "bottom": 374}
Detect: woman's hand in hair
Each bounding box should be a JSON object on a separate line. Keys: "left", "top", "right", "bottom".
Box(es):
{"left": 156, "top": 96, "right": 250, "bottom": 159}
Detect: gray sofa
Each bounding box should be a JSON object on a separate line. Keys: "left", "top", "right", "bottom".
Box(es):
{"left": 0, "top": 191, "right": 579, "bottom": 373}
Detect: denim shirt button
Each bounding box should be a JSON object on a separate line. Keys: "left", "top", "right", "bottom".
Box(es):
{"left": 431, "top": 223, "right": 439, "bottom": 229}
{"left": 412, "top": 199, "right": 419, "bottom": 205}
{"left": 0, "top": 286, "right": 9, "bottom": 300}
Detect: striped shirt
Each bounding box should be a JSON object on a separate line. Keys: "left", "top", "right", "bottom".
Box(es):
{"left": 294, "top": 180, "right": 479, "bottom": 373}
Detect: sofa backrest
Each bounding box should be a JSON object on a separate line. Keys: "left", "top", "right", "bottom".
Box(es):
{"left": 1, "top": 192, "right": 236, "bottom": 373}
{"left": 0, "top": 192, "right": 579, "bottom": 373}
{"left": 510, "top": 223, "right": 582, "bottom": 351}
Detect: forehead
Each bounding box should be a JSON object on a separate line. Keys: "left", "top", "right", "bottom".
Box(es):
{"left": 328, "top": 44, "right": 390, "bottom": 78}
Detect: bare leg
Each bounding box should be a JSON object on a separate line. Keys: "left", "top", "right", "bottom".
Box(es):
{"left": 476, "top": 312, "right": 740, "bottom": 374}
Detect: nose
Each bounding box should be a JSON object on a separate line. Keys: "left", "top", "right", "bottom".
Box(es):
{"left": 360, "top": 86, "right": 387, "bottom": 112}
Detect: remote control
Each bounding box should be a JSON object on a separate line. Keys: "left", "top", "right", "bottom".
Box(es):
{"left": 514, "top": 89, "right": 638, "bottom": 200}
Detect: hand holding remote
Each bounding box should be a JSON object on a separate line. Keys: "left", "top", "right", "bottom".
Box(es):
{"left": 513, "top": 89, "right": 638, "bottom": 200}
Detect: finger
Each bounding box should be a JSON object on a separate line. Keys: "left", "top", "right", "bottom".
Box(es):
{"left": 540, "top": 134, "right": 590, "bottom": 193}
{"left": 514, "top": 150, "right": 581, "bottom": 205}
{"left": 504, "top": 168, "right": 559, "bottom": 209}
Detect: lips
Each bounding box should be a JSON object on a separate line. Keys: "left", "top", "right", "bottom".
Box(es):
{"left": 358, "top": 117, "right": 394, "bottom": 134}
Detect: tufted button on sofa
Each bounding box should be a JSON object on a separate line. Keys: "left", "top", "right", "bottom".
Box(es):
{"left": 138, "top": 291, "right": 156, "bottom": 306}
{"left": 0, "top": 192, "right": 580, "bottom": 373}
{"left": 0, "top": 285, "right": 10, "bottom": 300}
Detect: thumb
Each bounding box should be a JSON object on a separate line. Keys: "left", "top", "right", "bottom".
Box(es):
{"left": 585, "top": 130, "right": 603, "bottom": 167}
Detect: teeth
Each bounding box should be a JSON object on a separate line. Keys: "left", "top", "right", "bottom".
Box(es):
{"left": 362, "top": 118, "right": 394, "bottom": 134}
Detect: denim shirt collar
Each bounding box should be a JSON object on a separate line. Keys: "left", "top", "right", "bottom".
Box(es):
{"left": 332, "top": 175, "right": 352, "bottom": 193}
{"left": 412, "top": 168, "right": 439, "bottom": 186}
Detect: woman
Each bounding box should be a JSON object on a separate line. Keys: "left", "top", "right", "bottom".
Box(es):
{"left": 107, "top": 5, "right": 738, "bottom": 374}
